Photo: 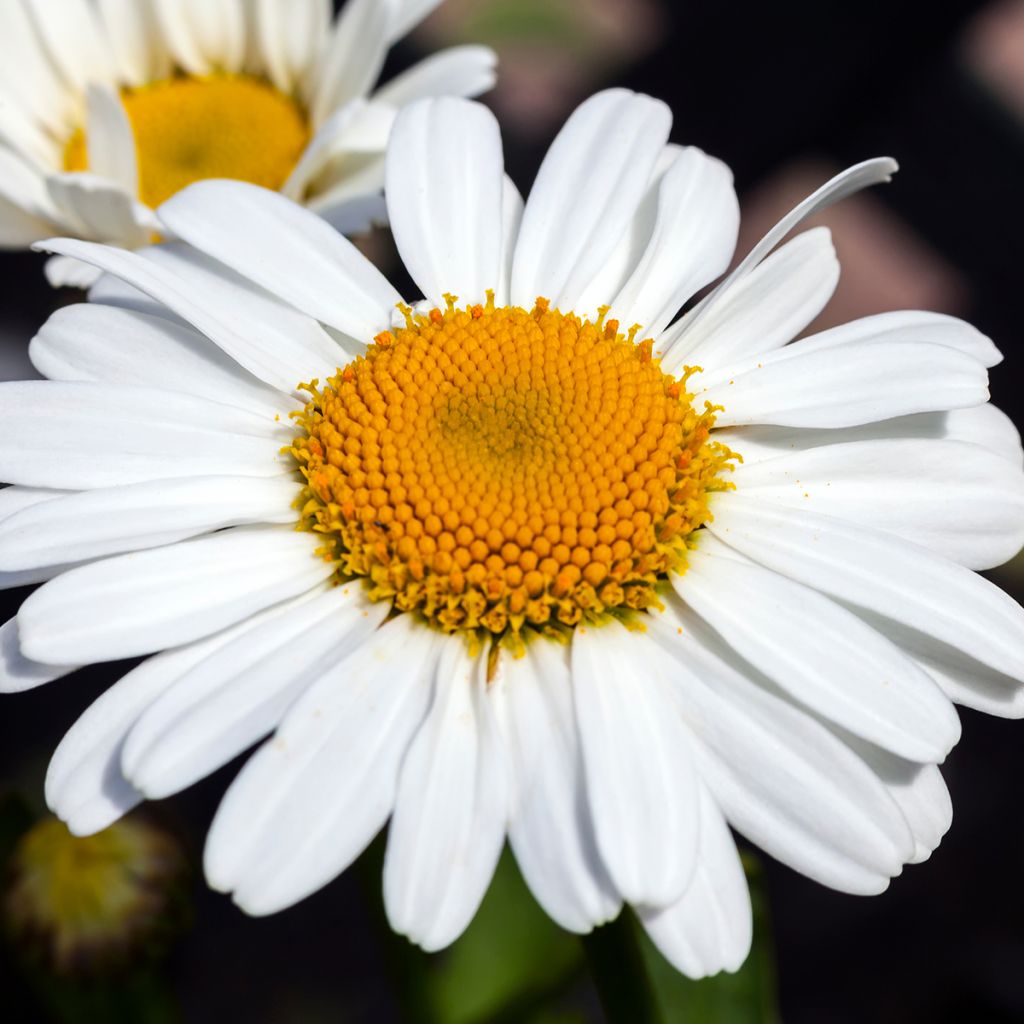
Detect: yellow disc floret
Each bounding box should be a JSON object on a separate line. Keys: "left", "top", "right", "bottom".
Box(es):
{"left": 290, "top": 298, "right": 735, "bottom": 647}
{"left": 65, "top": 74, "right": 309, "bottom": 209}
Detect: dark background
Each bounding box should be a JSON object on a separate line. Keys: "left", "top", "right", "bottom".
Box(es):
{"left": 2, "top": 0, "right": 1024, "bottom": 1020}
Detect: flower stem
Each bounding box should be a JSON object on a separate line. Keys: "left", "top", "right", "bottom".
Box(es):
{"left": 581, "top": 911, "right": 661, "bottom": 1024}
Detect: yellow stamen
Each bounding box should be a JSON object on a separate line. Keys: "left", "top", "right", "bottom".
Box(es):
{"left": 290, "top": 299, "right": 736, "bottom": 647}
{"left": 64, "top": 74, "right": 309, "bottom": 209}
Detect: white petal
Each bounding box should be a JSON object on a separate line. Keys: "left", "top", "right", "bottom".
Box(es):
{"left": 559, "top": 144, "right": 680, "bottom": 319}
{"left": 496, "top": 175, "right": 524, "bottom": 307}
{"left": 18, "top": 526, "right": 331, "bottom": 664}
{"left": 716, "top": 406, "right": 1023, "bottom": 468}
{"left": 206, "top": 616, "right": 439, "bottom": 911}
{"left": 701, "top": 337, "right": 988, "bottom": 429}
{"left": 254, "top": 0, "right": 331, "bottom": 93}
{"left": 0, "top": 617, "right": 77, "bottom": 694}
{"left": 35, "top": 237, "right": 347, "bottom": 391}
{"left": 46, "top": 611, "right": 282, "bottom": 835}
{"left": 46, "top": 173, "right": 150, "bottom": 247}
{"left": 639, "top": 784, "right": 752, "bottom": 978}
{"left": 97, "top": 0, "right": 173, "bottom": 85}
{"left": 308, "top": 0, "right": 396, "bottom": 126}
{"left": 731, "top": 438, "right": 1024, "bottom": 570}
{"left": 389, "top": 0, "right": 444, "bottom": 41}
{"left": 660, "top": 228, "right": 839, "bottom": 373}
{"left": 373, "top": 46, "right": 498, "bottom": 108}
{"left": 706, "top": 495, "right": 1024, "bottom": 685}
{"left": 0, "top": 195, "right": 60, "bottom": 249}
{"left": 152, "top": 0, "right": 246, "bottom": 74}
{"left": 122, "top": 583, "right": 387, "bottom": 798}
{"left": 612, "top": 147, "right": 739, "bottom": 338}
{"left": 838, "top": 732, "right": 952, "bottom": 864}
{"left": 0, "top": 486, "right": 63, "bottom": 522}
{"left": 571, "top": 619, "right": 700, "bottom": 907}
{"left": 786, "top": 310, "right": 1001, "bottom": 368}
{"left": 384, "top": 640, "right": 508, "bottom": 951}
{"left": 0, "top": 381, "right": 288, "bottom": 489}
{"left": 0, "top": 3, "right": 74, "bottom": 136}
{"left": 682, "top": 158, "right": 896, "bottom": 337}
{"left": 84, "top": 84, "right": 138, "bottom": 197}
{"left": 386, "top": 97, "right": 504, "bottom": 307}
{"left": 0, "top": 475, "right": 298, "bottom": 571}
{"left": 25, "top": 0, "right": 116, "bottom": 93}
{"left": 31, "top": 302, "right": 296, "bottom": 417}
{"left": 157, "top": 181, "right": 401, "bottom": 343}
{"left": 0, "top": 146, "right": 62, "bottom": 227}
{"left": 510, "top": 90, "right": 671, "bottom": 311}
{"left": 44, "top": 256, "right": 103, "bottom": 289}
{"left": 910, "top": 646, "right": 1024, "bottom": 719}
{"left": 493, "top": 638, "right": 619, "bottom": 933}
{"left": 681, "top": 543, "right": 960, "bottom": 761}
{"left": 946, "top": 404, "right": 1022, "bottom": 466}
{"left": 647, "top": 602, "right": 914, "bottom": 893}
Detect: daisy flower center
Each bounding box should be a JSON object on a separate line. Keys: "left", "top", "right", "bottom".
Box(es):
{"left": 64, "top": 75, "right": 309, "bottom": 209}
{"left": 290, "top": 298, "right": 735, "bottom": 648}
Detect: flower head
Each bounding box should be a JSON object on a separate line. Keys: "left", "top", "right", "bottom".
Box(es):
{"left": 0, "top": 0, "right": 496, "bottom": 285}
{"left": 3, "top": 815, "right": 189, "bottom": 975}
{"left": 2, "top": 88, "right": 1023, "bottom": 979}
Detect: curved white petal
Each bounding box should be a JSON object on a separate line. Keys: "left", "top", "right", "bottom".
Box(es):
{"left": 206, "top": 616, "right": 440, "bottom": 912}
{"left": 571, "top": 619, "right": 700, "bottom": 907}
{"left": 660, "top": 228, "right": 839, "bottom": 373}
{"left": 700, "top": 338, "right": 988, "bottom": 429}
{"left": 0, "top": 617, "right": 77, "bottom": 694}
{"left": 638, "top": 784, "right": 752, "bottom": 978}
{"left": 389, "top": 0, "right": 444, "bottom": 42}
{"left": 0, "top": 381, "right": 288, "bottom": 489}
{"left": 18, "top": 526, "right": 331, "bottom": 664}
{"left": 493, "top": 638, "right": 620, "bottom": 933}
{"left": 254, "top": 0, "right": 331, "bottom": 93}
{"left": 680, "top": 544, "right": 960, "bottom": 762}
{"left": 25, "top": 0, "right": 116, "bottom": 93}
{"left": 715, "top": 405, "right": 1023, "bottom": 468}
{"left": 386, "top": 97, "right": 504, "bottom": 307}
{"left": 46, "top": 173, "right": 150, "bottom": 247}
{"left": 157, "top": 181, "right": 400, "bottom": 343}
{"left": 647, "top": 603, "right": 914, "bottom": 893}
{"left": 84, "top": 84, "right": 138, "bottom": 197}
{"left": 31, "top": 302, "right": 295, "bottom": 416}
{"left": 384, "top": 639, "right": 508, "bottom": 951}
{"left": 682, "top": 158, "right": 897, "bottom": 336}
{"left": 731, "top": 438, "right": 1024, "bottom": 570}
{"left": 510, "top": 90, "right": 671, "bottom": 311}
{"left": 35, "top": 237, "right": 347, "bottom": 391}
{"left": 45, "top": 607, "right": 294, "bottom": 836}
{"left": 122, "top": 583, "right": 387, "bottom": 798}
{"left": 0, "top": 475, "right": 298, "bottom": 572}
{"left": 706, "top": 495, "right": 1024, "bottom": 686}
{"left": 98, "top": 0, "right": 173, "bottom": 85}
{"left": 152, "top": 0, "right": 246, "bottom": 75}
{"left": 612, "top": 147, "right": 739, "bottom": 339}
{"left": 838, "top": 732, "right": 952, "bottom": 864}
{"left": 308, "top": 0, "right": 395, "bottom": 126}
{"left": 373, "top": 46, "right": 498, "bottom": 108}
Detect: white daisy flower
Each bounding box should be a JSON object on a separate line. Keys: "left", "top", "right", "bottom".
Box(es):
{"left": 4, "top": 88, "right": 1024, "bottom": 979}
{"left": 0, "top": 0, "right": 496, "bottom": 286}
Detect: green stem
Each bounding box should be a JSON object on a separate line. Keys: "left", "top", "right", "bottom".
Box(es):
{"left": 581, "top": 911, "right": 661, "bottom": 1024}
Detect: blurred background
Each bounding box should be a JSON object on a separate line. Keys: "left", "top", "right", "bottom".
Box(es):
{"left": 2, "top": 0, "right": 1024, "bottom": 1020}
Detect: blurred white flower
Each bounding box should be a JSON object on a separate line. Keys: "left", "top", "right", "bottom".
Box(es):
{"left": 0, "top": 0, "right": 496, "bottom": 285}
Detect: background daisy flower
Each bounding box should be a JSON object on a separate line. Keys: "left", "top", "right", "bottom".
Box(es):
{"left": 0, "top": 0, "right": 496, "bottom": 286}
{"left": 2, "top": 89, "right": 1023, "bottom": 980}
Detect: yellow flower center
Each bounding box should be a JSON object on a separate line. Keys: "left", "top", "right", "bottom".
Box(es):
{"left": 64, "top": 74, "right": 309, "bottom": 209}
{"left": 291, "top": 298, "right": 735, "bottom": 648}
